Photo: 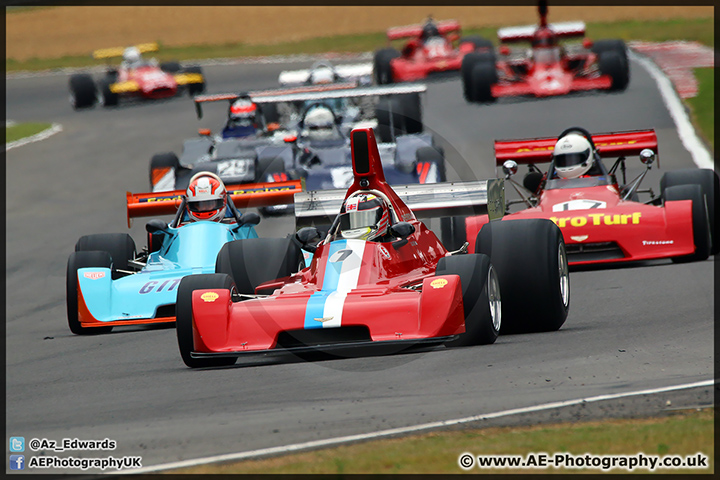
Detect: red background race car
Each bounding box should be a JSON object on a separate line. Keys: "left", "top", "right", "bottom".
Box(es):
{"left": 444, "top": 127, "right": 718, "bottom": 267}
{"left": 461, "top": 1, "right": 629, "bottom": 102}
{"left": 174, "top": 127, "right": 570, "bottom": 368}
{"left": 68, "top": 42, "right": 205, "bottom": 109}
{"left": 373, "top": 18, "right": 493, "bottom": 84}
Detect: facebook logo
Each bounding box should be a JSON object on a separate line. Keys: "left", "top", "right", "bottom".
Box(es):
{"left": 9, "top": 455, "right": 24, "bottom": 470}
{"left": 9, "top": 437, "right": 24, "bottom": 452}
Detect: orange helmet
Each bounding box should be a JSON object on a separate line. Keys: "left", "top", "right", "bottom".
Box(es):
{"left": 185, "top": 172, "right": 227, "bottom": 222}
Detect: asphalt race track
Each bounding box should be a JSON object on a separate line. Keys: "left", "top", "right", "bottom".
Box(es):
{"left": 5, "top": 58, "right": 714, "bottom": 472}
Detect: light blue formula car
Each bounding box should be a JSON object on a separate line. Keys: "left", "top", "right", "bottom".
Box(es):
{"left": 66, "top": 178, "right": 303, "bottom": 335}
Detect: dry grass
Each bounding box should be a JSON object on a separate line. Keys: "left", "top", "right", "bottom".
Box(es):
{"left": 6, "top": 6, "right": 713, "bottom": 61}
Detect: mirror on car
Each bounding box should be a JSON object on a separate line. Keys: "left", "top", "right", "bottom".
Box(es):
{"left": 146, "top": 219, "right": 170, "bottom": 235}
{"left": 295, "top": 226, "right": 321, "bottom": 253}
{"left": 389, "top": 222, "right": 415, "bottom": 239}
{"left": 502, "top": 160, "right": 518, "bottom": 177}
{"left": 240, "top": 212, "right": 260, "bottom": 226}
{"left": 639, "top": 148, "right": 655, "bottom": 166}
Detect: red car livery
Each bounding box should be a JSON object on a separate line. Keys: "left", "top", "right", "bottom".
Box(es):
{"left": 450, "top": 128, "right": 718, "bottom": 266}
{"left": 175, "top": 127, "right": 570, "bottom": 368}
{"left": 373, "top": 19, "right": 493, "bottom": 84}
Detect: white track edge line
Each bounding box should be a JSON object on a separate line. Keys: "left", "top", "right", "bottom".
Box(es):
{"left": 629, "top": 50, "right": 715, "bottom": 170}
{"left": 118, "top": 378, "right": 714, "bottom": 475}
{"left": 6, "top": 123, "right": 63, "bottom": 151}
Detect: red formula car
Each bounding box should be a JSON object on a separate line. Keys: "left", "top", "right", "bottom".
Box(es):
{"left": 443, "top": 127, "right": 718, "bottom": 266}
{"left": 461, "top": 1, "right": 629, "bottom": 102}
{"left": 175, "top": 127, "right": 570, "bottom": 368}
{"left": 68, "top": 43, "right": 205, "bottom": 109}
{"left": 373, "top": 18, "right": 493, "bottom": 84}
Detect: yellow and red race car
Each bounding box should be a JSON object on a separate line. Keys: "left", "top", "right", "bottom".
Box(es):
{"left": 69, "top": 42, "right": 205, "bottom": 109}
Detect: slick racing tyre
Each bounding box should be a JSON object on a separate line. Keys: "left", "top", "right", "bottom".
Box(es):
{"left": 660, "top": 168, "right": 719, "bottom": 255}
{"left": 397, "top": 92, "right": 423, "bottom": 134}
{"left": 69, "top": 74, "right": 97, "bottom": 109}
{"left": 663, "top": 185, "right": 711, "bottom": 263}
{"left": 75, "top": 233, "right": 136, "bottom": 277}
{"left": 66, "top": 251, "right": 113, "bottom": 335}
{"left": 476, "top": 219, "right": 569, "bottom": 333}
{"left": 176, "top": 274, "right": 238, "bottom": 368}
{"left": 183, "top": 66, "right": 205, "bottom": 95}
{"left": 462, "top": 51, "right": 495, "bottom": 102}
{"left": 592, "top": 39, "right": 629, "bottom": 87}
{"left": 436, "top": 253, "right": 500, "bottom": 346}
{"left": 374, "top": 48, "right": 400, "bottom": 84}
{"left": 215, "top": 237, "right": 303, "bottom": 295}
{"left": 150, "top": 152, "right": 181, "bottom": 191}
{"left": 598, "top": 50, "right": 628, "bottom": 91}
{"left": 440, "top": 216, "right": 468, "bottom": 253}
{"left": 470, "top": 60, "right": 498, "bottom": 103}
{"left": 375, "top": 97, "right": 405, "bottom": 143}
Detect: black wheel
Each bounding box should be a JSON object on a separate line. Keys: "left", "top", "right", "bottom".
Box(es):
{"left": 470, "top": 61, "right": 497, "bottom": 103}
{"left": 460, "top": 36, "right": 494, "bottom": 51}
{"left": 216, "top": 237, "right": 303, "bottom": 295}
{"left": 660, "top": 168, "right": 719, "bottom": 255}
{"left": 592, "top": 39, "right": 629, "bottom": 86}
{"left": 373, "top": 48, "right": 400, "bottom": 84}
{"left": 149, "top": 152, "right": 181, "bottom": 190}
{"left": 261, "top": 102, "right": 280, "bottom": 124}
{"left": 375, "top": 98, "right": 405, "bottom": 143}
{"left": 66, "top": 251, "right": 113, "bottom": 335}
{"left": 182, "top": 65, "right": 205, "bottom": 95}
{"left": 75, "top": 233, "right": 136, "bottom": 275}
{"left": 414, "top": 146, "right": 446, "bottom": 183}
{"left": 69, "top": 74, "right": 97, "bottom": 109}
{"left": 160, "top": 61, "right": 181, "bottom": 73}
{"left": 176, "top": 274, "right": 237, "bottom": 368}
{"left": 100, "top": 78, "right": 119, "bottom": 107}
{"left": 663, "top": 185, "right": 711, "bottom": 262}
{"left": 476, "top": 219, "right": 569, "bottom": 333}
{"left": 598, "top": 50, "right": 628, "bottom": 91}
{"left": 440, "top": 216, "right": 467, "bottom": 252}
{"left": 461, "top": 52, "right": 495, "bottom": 102}
{"left": 436, "top": 254, "right": 500, "bottom": 346}
{"left": 396, "top": 92, "right": 423, "bottom": 134}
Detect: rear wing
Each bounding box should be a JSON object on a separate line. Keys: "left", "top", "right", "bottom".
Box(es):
{"left": 497, "top": 21, "right": 585, "bottom": 43}
{"left": 494, "top": 129, "right": 658, "bottom": 166}
{"left": 278, "top": 63, "right": 373, "bottom": 86}
{"left": 250, "top": 83, "right": 427, "bottom": 104}
{"left": 125, "top": 179, "right": 303, "bottom": 227}
{"left": 294, "top": 179, "right": 505, "bottom": 229}
{"left": 92, "top": 42, "right": 159, "bottom": 60}
{"left": 193, "top": 82, "right": 365, "bottom": 119}
{"left": 387, "top": 20, "right": 461, "bottom": 40}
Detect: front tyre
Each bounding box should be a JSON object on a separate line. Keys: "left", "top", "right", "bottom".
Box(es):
{"left": 176, "top": 274, "right": 238, "bottom": 368}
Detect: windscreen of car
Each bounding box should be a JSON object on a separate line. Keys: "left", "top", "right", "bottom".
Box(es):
{"left": 545, "top": 176, "right": 613, "bottom": 190}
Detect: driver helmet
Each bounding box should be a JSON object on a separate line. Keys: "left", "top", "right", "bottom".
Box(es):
{"left": 421, "top": 18, "right": 440, "bottom": 41}
{"left": 229, "top": 98, "right": 257, "bottom": 125}
{"left": 338, "top": 193, "right": 390, "bottom": 241}
{"left": 553, "top": 133, "right": 594, "bottom": 179}
{"left": 309, "top": 66, "right": 336, "bottom": 85}
{"left": 303, "top": 105, "right": 337, "bottom": 141}
{"left": 122, "top": 46, "right": 142, "bottom": 66}
{"left": 185, "top": 172, "right": 227, "bottom": 222}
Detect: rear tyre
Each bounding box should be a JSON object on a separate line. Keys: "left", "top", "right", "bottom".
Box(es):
{"left": 75, "top": 233, "right": 136, "bottom": 275}
{"left": 461, "top": 52, "right": 495, "bottom": 102}
{"left": 470, "top": 61, "right": 497, "bottom": 103}
{"left": 373, "top": 48, "right": 400, "bottom": 84}
{"left": 660, "top": 168, "right": 719, "bottom": 255}
{"left": 149, "top": 152, "right": 180, "bottom": 190}
{"left": 66, "top": 251, "right": 113, "bottom": 335}
{"left": 375, "top": 98, "right": 405, "bottom": 142}
{"left": 414, "top": 146, "right": 446, "bottom": 183}
{"left": 397, "top": 92, "right": 423, "bottom": 134}
{"left": 476, "top": 219, "right": 569, "bottom": 333}
{"left": 176, "top": 274, "right": 237, "bottom": 368}
{"left": 215, "top": 237, "right": 303, "bottom": 295}
{"left": 69, "top": 74, "right": 97, "bottom": 109}
{"left": 440, "top": 216, "right": 468, "bottom": 252}
{"left": 663, "top": 185, "right": 711, "bottom": 263}
{"left": 592, "top": 39, "right": 629, "bottom": 87}
{"left": 183, "top": 66, "right": 205, "bottom": 95}
{"left": 598, "top": 50, "right": 628, "bottom": 91}
{"left": 160, "top": 61, "right": 182, "bottom": 73}
{"left": 436, "top": 254, "right": 500, "bottom": 346}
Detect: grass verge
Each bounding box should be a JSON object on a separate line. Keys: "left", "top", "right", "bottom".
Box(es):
{"left": 686, "top": 68, "right": 714, "bottom": 151}
{"left": 173, "top": 408, "right": 713, "bottom": 474}
{"left": 5, "top": 17, "right": 712, "bottom": 73}
{"left": 6, "top": 123, "right": 53, "bottom": 143}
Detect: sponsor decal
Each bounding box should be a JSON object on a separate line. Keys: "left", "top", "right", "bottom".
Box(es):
{"left": 552, "top": 199, "right": 607, "bottom": 212}
{"left": 379, "top": 245, "right": 391, "bottom": 259}
{"left": 549, "top": 212, "right": 641, "bottom": 228}
{"left": 430, "top": 278, "right": 448, "bottom": 289}
{"left": 201, "top": 292, "right": 219, "bottom": 302}
{"left": 516, "top": 140, "right": 638, "bottom": 153}
{"left": 642, "top": 240, "right": 674, "bottom": 245}
{"left": 83, "top": 272, "right": 105, "bottom": 280}
{"left": 314, "top": 316, "right": 334, "bottom": 323}
{"left": 139, "top": 278, "right": 181, "bottom": 294}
